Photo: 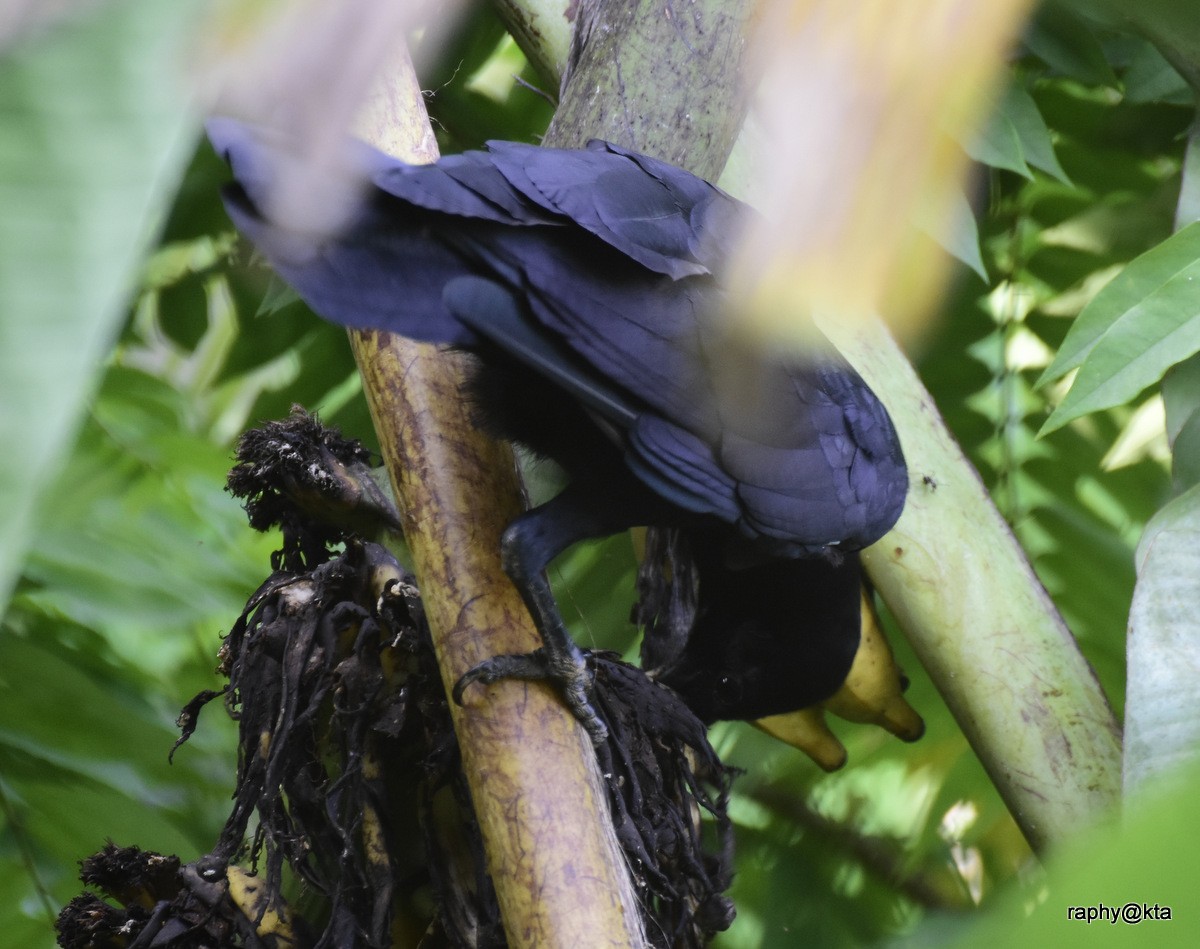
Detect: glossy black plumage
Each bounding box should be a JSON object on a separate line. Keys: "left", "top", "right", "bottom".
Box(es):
{"left": 210, "top": 119, "right": 908, "bottom": 737}
{"left": 637, "top": 528, "right": 863, "bottom": 723}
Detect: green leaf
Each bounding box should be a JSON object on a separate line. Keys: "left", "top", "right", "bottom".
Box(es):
{"left": 1041, "top": 223, "right": 1200, "bottom": 388}
{"left": 1000, "top": 83, "right": 1071, "bottom": 184}
{"left": 923, "top": 188, "right": 988, "bottom": 281}
{"left": 1038, "top": 222, "right": 1200, "bottom": 433}
{"left": 0, "top": 0, "right": 205, "bottom": 616}
{"left": 16, "top": 367, "right": 272, "bottom": 676}
{"left": 552, "top": 534, "right": 638, "bottom": 655}
{"left": 0, "top": 627, "right": 236, "bottom": 928}
{"left": 1023, "top": 6, "right": 1119, "bottom": 87}
{"left": 1162, "top": 352, "right": 1200, "bottom": 490}
{"left": 964, "top": 110, "right": 1031, "bottom": 178}
{"left": 1177, "top": 125, "right": 1200, "bottom": 231}
{"left": 1124, "top": 486, "right": 1200, "bottom": 796}
{"left": 1122, "top": 40, "right": 1192, "bottom": 105}
{"left": 1170, "top": 411, "right": 1200, "bottom": 493}
{"left": 961, "top": 758, "right": 1200, "bottom": 948}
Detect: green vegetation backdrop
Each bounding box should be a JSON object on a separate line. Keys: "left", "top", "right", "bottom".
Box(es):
{"left": 2, "top": 1, "right": 1199, "bottom": 946}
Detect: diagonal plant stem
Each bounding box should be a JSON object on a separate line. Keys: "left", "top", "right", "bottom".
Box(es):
{"left": 0, "top": 778, "right": 56, "bottom": 927}
{"left": 347, "top": 44, "right": 646, "bottom": 948}
{"left": 500, "top": 0, "right": 1123, "bottom": 853}
{"left": 834, "top": 319, "right": 1122, "bottom": 853}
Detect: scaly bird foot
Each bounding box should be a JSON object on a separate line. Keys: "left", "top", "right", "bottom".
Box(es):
{"left": 452, "top": 647, "right": 609, "bottom": 744}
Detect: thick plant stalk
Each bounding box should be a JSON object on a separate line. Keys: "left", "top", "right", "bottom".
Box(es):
{"left": 506, "top": 0, "right": 1122, "bottom": 852}
{"left": 544, "top": 0, "right": 754, "bottom": 179}
{"left": 829, "top": 320, "right": 1123, "bottom": 852}
{"left": 349, "top": 48, "right": 646, "bottom": 949}
{"left": 490, "top": 0, "right": 572, "bottom": 89}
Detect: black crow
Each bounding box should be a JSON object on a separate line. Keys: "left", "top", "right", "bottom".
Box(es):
{"left": 210, "top": 119, "right": 908, "bottom": 742}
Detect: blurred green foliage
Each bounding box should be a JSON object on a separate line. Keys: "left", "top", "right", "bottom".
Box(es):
{"left": 1, "top": 1, "right": 1198, "bottom": 947}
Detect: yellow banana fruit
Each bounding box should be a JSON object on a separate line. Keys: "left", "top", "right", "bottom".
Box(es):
{"left": 226, "top": 864, "right": 300, "bottom": 946}
{"left": 754, "top": 707, "right": 847, "bottom": 772}
{"left": 820, "top": 589, "right": 924, "bottom": 742}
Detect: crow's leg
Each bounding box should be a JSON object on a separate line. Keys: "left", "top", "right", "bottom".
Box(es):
{"left": 452, "top": 481, "right": 644, "bottom": 744}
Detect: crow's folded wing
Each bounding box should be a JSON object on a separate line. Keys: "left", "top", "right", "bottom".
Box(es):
{"left": 207, "top": 118, "right": 397, "bottom": 217}
{"left": 212, "top": 119, "right": 738, "bottom": 363}
{"left": 213, "top": 119, "right": 487, "bottom": 346}
{"left": 627, "top": 415, "right": 904, "bottom": 553}
{"left": 486, "top": 140, "right": 740, "bottom": 280}
{"left": 596, "top": 141, "right": 745, "bottom": 267}
{"left": 625, "top": 417, "right": 743, "bottom": 522}
{"left": 454, "top": 223, "right": 721, "bottom": 434}
{"left": 445, "top": 232, "right": 906, "bottom": 549}
{"left": 221, "top": 189, "right": 480, "bottom": 346}
{"left": 370, "top": 150, "right": 559, "bottom": 226}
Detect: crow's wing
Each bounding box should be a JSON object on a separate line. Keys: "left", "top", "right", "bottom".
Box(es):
{"left": 601, "top": 333, "right": 907, "bottom": 550}
{"left": 441, "top": 273, "right": 752, "bottom": 532}
{"left": 812, "top": 364, "right": 910, "bottom": 543}
{"left": 485, "top": 140, "right": 739, "bottom": 279}
{"left": 212, "top": 119, "right": 734, "bottom": 363}
{"left": 441, "top": 271, "right": 753, "bottom": 535}
{"left": 485, "top": 228, "right": 906, "bottom": 548}
{"left": 625, "top": 417, "right": 742, "bottom": 522}
{"left": 713, "top": 359, "right": 908, "bottom": 550}
{"left": 214, "top": 119, "right": 493, "bottom": 346}
{"left": 628, "top": 402, "right": 905, "bottom": 553}
{"left": 442, "top": 263, "right": 897, "bottom": 549}
{"left": 207, "top": 118, "right": 398, "bottom": 215}
{"left": 221, "top": 189, "right": 480, "bottom": 346}
{"left": 595, "top": 141, "right": 745, "bottom": 267}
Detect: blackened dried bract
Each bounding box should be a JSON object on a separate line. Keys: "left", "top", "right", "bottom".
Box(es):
{"left": 59, "top": 413, "right": 738, "bottom": 948}
{"left": 227, "top": 406, "right": 401, "bottom": 571}
{"left": 56, "top": 850, "right": 259, "bottom": 949}
{"left": 57, "top": 892, "right": 137, "bottom": 949}
{"left": 591, "top": 654, "right": 738, "bottom": 942}
{"left": 79, "top": 843, "right": 181, "bottom": 910}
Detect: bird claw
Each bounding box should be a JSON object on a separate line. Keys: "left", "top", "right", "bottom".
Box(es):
{"left": 453, "top": 648, "right": 609, "bottom": 745}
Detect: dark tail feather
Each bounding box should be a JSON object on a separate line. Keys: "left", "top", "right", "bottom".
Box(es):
{"left": 210, "top": 117, "right": 477, "bottom": 346}
{"left": 444, "top": 275, "right": 641, "bottom": 428}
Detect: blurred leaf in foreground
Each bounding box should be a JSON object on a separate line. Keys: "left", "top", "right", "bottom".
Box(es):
{"left": 0, "top": 0, "right": 205, "bottom": 616}
{"left": 729, "top": 0, "right": 1035, "bottom": 348}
